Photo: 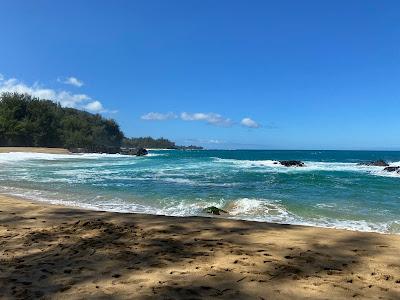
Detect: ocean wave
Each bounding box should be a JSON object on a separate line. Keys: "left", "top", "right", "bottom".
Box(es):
{"left": 158, "top": 177, "right": 239, "bottom": 187}
{"left": 145, "top": 153, "right": 166, "bottom": 157}
{"left": 221, "top": 198, "right": 396, "bottom": 234}
{"left": 212, "top": 157, "right": 399, "bottom": 177}
{"left": 213, "top": 157, "right": 278, "bottom": 168}
{"left": 370, "top": 169, "right": 400, "bottom": 178}
{"left": 226, "top": 198, "right": 289, "bottom": 218}
{"left": 0, "top": 152, "right": 131, "bottom": 163}
{"left": 1, "top": 187, "right": 398, "bottom": 234}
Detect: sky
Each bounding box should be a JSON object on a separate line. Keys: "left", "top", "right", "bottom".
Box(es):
{"left": 1, "top": 0, "right": 399, "bottom": 150}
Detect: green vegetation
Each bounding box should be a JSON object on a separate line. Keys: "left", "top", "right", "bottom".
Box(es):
{"left": 0, "top": 92, "right": 203, "bottom": 151}
{"left": 123, "top": 137, "right": 176, "bottom": 149}
{"left": 123, "top": 137, "right": 203, "bottom": 150}
{"left": 0, "top": 92, "right": 123, "bottom": 149}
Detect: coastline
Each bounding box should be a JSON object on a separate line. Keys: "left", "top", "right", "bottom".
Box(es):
{"left": 0, "top": 147, "right": 70, "bottom": 154}
{"left": 1, "top": 194, "right": 400, "bottom": 299}
{"left": 0, "top": 147, "right": 399, "bottom": 235}
{"left": 2, "top": 190, "right": 397, "bottom": 235}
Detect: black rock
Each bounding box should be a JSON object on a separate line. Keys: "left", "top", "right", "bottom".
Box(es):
{"left": 136, "top": 147, "right": 148, "bottom": 156}
{"left": 69, "top": 146, "right": 120, "bottom": 154}
{"left": 383, "top": 166, "right": 400, "bottom": 172}
{"left": 120, "top": 147, "right": 148, "bottom": 156}
{"left": 203, "top": 206, "right": 228, "bottom": 215}
{"left": 279, "top": 160, "right": 305, "bottom": 167}
{"left": 358, "top": 160, "right": 389, "bottom": 167}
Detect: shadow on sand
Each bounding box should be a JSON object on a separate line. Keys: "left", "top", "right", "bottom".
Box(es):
{"left": 0, "top": 203, "right": 400, "bottom": 299}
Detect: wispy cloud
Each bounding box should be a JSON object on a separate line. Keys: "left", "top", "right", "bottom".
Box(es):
{"left": 140, "top": 111, "right": 263, "bottom": 129}
{"left": 184, "top": 138, "right": 224, "bottom": 144}
{"left": 0, "top": 74, "right": 109, "bottom": 113}
{"left": 181, "top": 112, "right": 233, "bottom": 127}
{"left": 58, "top": 76, "right": 84, "bottom": 87}
{"left": 141, "top": 112, "right": 177, "bottom": 121}
{"left": 241, "top": 117, "right": 260, "bottom": 128}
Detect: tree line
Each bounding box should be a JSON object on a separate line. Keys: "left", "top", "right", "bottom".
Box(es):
{"left": 123, "top": 137, "right": 203, "bottom": 150}
{"left": 0, "top": 92, "right": 203, "bottom": 151}
{"left": 0, "top": 92, "right": 123, "bottom": 149}
{"left": 122, "top": 137, "right": 176, "bottom": 149}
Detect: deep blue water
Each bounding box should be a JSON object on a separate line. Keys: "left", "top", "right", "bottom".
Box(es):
{"left": 1, "top": 150, "right": 399, "bottom": 233}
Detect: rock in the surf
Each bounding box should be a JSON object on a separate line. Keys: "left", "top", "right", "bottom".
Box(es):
{"left": 203, "top": 206, "right": 228, "bottom": 215}
{"left": 383, "top": 166, "right": 400, "bottom": 172}
{"left": 358, "top": 160, "right": 389, "bottom": 167}
{"left": 279, "top": 160, "right": 305, "bottom": 167}
{"left": 120, "top": 147, "right": 148, "bottom": 156}
{"left": 135, "top": 147, "right": 148, "bottom": 156}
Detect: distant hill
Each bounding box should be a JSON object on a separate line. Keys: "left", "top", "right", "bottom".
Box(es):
{"left": 0, "top": 92, "right": 203, "bottom": 152}
{"left": 122, "top": 137, "right": 203, "bottom": 150}
{"left": 0, "top": 92, "right": 123, "bottom": 149}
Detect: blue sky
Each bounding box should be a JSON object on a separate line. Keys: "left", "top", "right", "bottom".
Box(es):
{"left": 1, "top": 0, "right": 399, "bottom": 149}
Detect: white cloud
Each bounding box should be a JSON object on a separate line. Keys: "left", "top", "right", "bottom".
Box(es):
{"left": 59, "top": 76, "right": 84, "bottom": 87}
{"left": 241, "top": 117, "right": 260, "bottom": 128}
{"left": 0, "top": 73, "right": 4, "bottom": 81}
{"left": 84, "top": 101, "right": 104, "bottom": 113}
{"left": 180, "top": 112, "right": 232, "bottom": 127}
{"left": 141, "top": 112, "right": 177, "bottom": 121}
{"left": 184, "top": 138, "right": 224, "bottom": 144}
{"left": 0, "top": 75, "right": 109, "bottom": 113}
{"left": 139, "top": 110, "right": 261, "bottom": 129}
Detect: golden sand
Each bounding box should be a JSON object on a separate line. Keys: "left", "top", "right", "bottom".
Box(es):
{"left": 0, "top": 195, "right": 399, "bottom": 299}
{"left": 0, "top": 147, "right": 70, "bottom": 154}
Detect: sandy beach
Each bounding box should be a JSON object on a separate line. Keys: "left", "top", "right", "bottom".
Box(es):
{"left": 0, "top": 195, "right": 399, "bottom": 299}
{"left": 0, "top": 147, "right": 70, "bottom": 154}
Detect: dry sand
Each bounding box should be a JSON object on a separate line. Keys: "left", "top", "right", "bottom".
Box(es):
{"left": 0, "top": 147, "right": 70, "bottom": 154}
{"left": 0, "top": 195, "right": 399, "bottom": 299}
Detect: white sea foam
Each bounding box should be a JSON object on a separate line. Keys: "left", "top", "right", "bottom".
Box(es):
{"left": 370, "top": 169, "right": 400, "bottom": 178}
{"left": 0, "top": 152, "right": 131, "bottom": 163}
{"left": 1, "top": 186, "right": 398, "bottom": 234}
{"left": 161, "top": 178, "right": 197, "bottom": 185}
{"left": 158, "top": 177, "right": 239, "bottom": 187}
{"left": 315, "top": 203, "right": 337, "bottom": 209}
{"left": 0, "top": 152, "right": 73, "bottom": 162}
{"left": 213, "top": 157, "right": 279, "bottom": 168}
{"left": 212, "top": 157, "right": 399, "bottom": 178}
{"left": 227, "top": 198, "right": 288, "bottom": 218}
{"left": 145, "top": 153, "right": 166, "bottom": 157}
{"left": 221, "top": 198, "right": 396, "bottom": 234}
{"left": 0, "top": 151, "right": 166, "bottom": 164}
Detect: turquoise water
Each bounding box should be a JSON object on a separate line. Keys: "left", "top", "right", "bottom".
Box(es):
{"left": 1, "top": 150, "right": 400, "bottom": 233}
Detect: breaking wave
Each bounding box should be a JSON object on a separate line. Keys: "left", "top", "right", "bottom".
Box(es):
{"left": 213, "top": 157, "right": 400, "bottom": 177}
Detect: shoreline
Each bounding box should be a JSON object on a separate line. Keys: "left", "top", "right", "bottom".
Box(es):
{"left": 1, "top": 191, "right": 397, "bottom": 236}
{"left": 1, "top": 194, "right": 400, "bottom": 299}
{"left": 0, "top": 147, "right": 70, "bottom": 154}
{"left": 0, "top": 147, "right": 399, "bottom": 235}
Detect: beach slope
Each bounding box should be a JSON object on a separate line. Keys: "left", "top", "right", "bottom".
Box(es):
{"left": 0, "top": 195, "right": 399, "bottom": 299}
{"left": 0, "top": 147, "right": 70, "bottom": 154}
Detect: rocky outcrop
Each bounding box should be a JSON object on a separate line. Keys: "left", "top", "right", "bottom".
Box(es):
{"left": 383, "top": 166, "right": 400, "bottom": 173}
{"left": 203, "top": 206, "right": 228, "bottom": 215}
{"left": 69, "top": 146, "right": 120, "bottom": 154}
{"left": 136, "top": 148, "right": 148, "bottom": 156}
{"left": 279, "top": 160, "right": 305, "bottom": 167}
{"left": 358, "top": 160, "right": 389, "bottom": 167}
{"left": 70, "top": 147, "right": 149, "bottom": 156}
{"left": 120, "top": 147, "right": 148, "bottom": 156}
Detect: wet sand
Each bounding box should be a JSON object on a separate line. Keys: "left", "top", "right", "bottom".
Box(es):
{"left": 0, "top": 147, "right": 70, "bottom": 154}
{"left": 0, "top": 195, "right": 399, "bottom": 299}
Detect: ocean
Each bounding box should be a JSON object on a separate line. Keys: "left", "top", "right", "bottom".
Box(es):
{"left": 1, "top": 150, "right": 399, "bottom": 234}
